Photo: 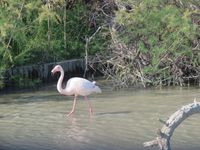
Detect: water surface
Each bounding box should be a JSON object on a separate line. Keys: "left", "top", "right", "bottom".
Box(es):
{"left": 0, "top": 86, "right": 200, "bottom": 150}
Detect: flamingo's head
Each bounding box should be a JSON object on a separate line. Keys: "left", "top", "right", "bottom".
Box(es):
{"left": 51, "top": 65, "right": 62, "bottom": 75}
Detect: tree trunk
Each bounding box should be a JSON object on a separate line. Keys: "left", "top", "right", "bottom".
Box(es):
{"left": 144, "top": 100, "right": 200, "bottom": 150}
{"left": 47, "top": 0, "right": 51, "bottom": 52}
{"left": 64, "top": 0, "right": 67, "bottom": 53}
{"left": 83, "top": 26, "right": 102, "bottom": 78}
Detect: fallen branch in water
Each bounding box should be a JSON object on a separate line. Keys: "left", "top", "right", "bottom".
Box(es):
{"left": 144, "top": 99, "right": 200, "bottom": 150}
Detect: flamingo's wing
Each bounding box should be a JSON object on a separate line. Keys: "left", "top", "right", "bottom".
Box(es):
{"left": 82, "top": 80, "right": 95, "bottom": 90}
{"left": 82, "top": 80, "right": 101, "bottom": 93}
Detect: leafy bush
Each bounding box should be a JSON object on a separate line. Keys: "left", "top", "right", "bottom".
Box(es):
{"left": 96, "top": 0, "right": 199, "bottom": 87}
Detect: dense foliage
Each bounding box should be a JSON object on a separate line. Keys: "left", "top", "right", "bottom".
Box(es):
{"left": 0, "top": 0, "right": 111, "bottom": 88}
{"left": 93, "top": 0, "right": 200, "bottom": 88}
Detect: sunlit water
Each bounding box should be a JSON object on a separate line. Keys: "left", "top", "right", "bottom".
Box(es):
{"left": 0, "top": 85, "right": 200, "bottom": 150}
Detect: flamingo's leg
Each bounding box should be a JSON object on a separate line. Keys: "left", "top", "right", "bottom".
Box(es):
{"left": 84, "top": 96, "right": 93, "bottom": 116}
{"left": 67, "top": 96, "right": 77, "bottom": 117}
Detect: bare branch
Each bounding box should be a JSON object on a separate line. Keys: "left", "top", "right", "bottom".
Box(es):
{"left": 144, "top": 100, "right": 200, "bottom": 150}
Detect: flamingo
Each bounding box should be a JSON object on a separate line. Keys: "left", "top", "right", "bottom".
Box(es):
{"left": 51, "top": 65, "right": 101, "bottom": 117}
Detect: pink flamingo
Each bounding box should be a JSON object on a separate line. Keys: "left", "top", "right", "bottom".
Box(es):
{"left": 51, "top": 65, "right": 101, "bottom": 117}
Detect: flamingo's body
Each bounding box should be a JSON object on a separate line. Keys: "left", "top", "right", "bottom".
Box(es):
{"left": 51, "top": 65, "right": 101, "bottom": 117}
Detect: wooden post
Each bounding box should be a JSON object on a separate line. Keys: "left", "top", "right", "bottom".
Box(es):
{"left": 144, "top": 99, "right": 200, "bottom": 150}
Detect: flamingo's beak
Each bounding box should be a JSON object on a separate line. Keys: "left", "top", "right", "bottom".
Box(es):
{"left": 51, "top": 65, "right": 60, "bottom": 75}
{"left": 51, "top": 68, "right": 56, "bottom": 75}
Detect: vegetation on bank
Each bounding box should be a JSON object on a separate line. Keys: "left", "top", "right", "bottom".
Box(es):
{"left": 0, "top": 0, "right": 200, "bottom": 89}
{"left": 0, "top": 0, "right": 111, "bottom": 88}
{"left": 92, "top": 0, "right": 200, "bottom": 88}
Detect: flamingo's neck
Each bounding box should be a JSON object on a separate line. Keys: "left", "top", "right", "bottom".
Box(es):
{"left": 57, "top": 68, "right": 66, "bottom": 95}
{"left": 57, "top": 68, "right": 72, "bottom": 95}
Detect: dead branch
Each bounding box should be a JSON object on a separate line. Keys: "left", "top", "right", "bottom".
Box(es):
{"left": 144, "top": 100, "right": 200, "bottom": 150}
{"left": 84, "top": 26, "right": 103, "bottom": 78}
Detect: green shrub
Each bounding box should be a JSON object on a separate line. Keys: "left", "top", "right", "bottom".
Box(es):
{"left": 99, "top": 0, "right": 199, "bottom": 87}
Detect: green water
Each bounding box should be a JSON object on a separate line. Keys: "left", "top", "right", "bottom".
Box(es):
{"left": 0, "top": 85, "right": 200, "bottom": 150}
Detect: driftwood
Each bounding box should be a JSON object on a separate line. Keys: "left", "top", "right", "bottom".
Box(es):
{"left": 144, "top": 99, "right": 200, "bottom": 150}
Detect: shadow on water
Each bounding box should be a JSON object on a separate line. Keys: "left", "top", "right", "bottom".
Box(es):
{"left": 96, "top": 111, "right": 132, "bottom": 116}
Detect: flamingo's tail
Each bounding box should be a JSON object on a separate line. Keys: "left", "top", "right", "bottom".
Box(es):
{"left": 94, "top": 85, "right": 102, "bottom": 93}
{"left": 92, "top": 81, "right": 101, "bottom": 93}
